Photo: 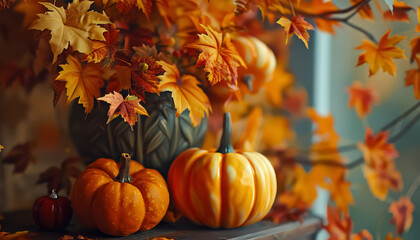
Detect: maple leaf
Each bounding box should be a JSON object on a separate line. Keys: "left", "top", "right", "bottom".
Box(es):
{"left": 98, "top": 91, "right": 148, "bottom": 129}
{"left": 56, "top": 55, "right": 104, "bottom": 113}
{"left": 357, "top": 127, "right": 398, "bottom": 169}
{"left": 277, "top": 15, "right": 314, "bottom": 49}
{"left": 83, "top": 24, "right": 119, "bottom": 65}
{"left": 363, "top": 165, "right": 402, "bottom": 200}
{"left": 265, "top": 62, "right": 294, "bottom": 108}
{"left": 29, "top": 0, "right": 110, "bottom": 63}
{"left": 261, "top": 115, "right": 295, "bottom": 149}
{"left": 37, "top": 157, "right": 82, "bottom": 195}
{"left": 158, "top": 61, "right": 211, "bottom": 127}
{"left": 0, "top": 145, "right": 3, "bottom": 152}
{"left": 347, "top": 81, "right": 377, "bottom": 118}
{"left": 384, "top": 232, "right": 403, "bottom": 240}
{"left": 14, "top": 0, "right": 46, "bottom": 27}
{"left": 324, "top": 206, "right": 353, "bottom": 240}
{"left": 186, "top": 25, "right": 246, "bottom": 86}
{"left": 405, "top": 55, "right": 420, "bottom": 99}
{"left": 409, "top": 37, "right": 420, "bottom": 63}
{"left": 356, "top": 30, "right": 406, "bottom": 77}
{"left": 2, "top": 142, "right": 36, "bottom": 174}
{"left": 283, "top": 88, "right": 308, "bottom": 116}
{"left": 327, "top": 178, "right": 354, "bottom": 217}
{"left": 233, "top": 0, "right": 258, "bottom": 15}
{"left": 115, "top": 56, "right": 164, "bottom": 101}
{"left": 352, "top": 230, "right": 373, "bottom": 240}
{"left": 235, "top": 107, "right": 262, "bottom": 151}
{"left": 350, "top": 0, "right": 374, "bottom": 20}
{"left": 265, "top": 203, "right": 305, "bottom": 224}
{"left": 116, "top": 0, "right": 152, "bottom": 18}
{"left": 383, "top": 0, "right": 412, "bottom": 22}
{"left": 307, "top": 108, "right": 340, "bottom": 143}
{"left": 279, "top": 165, "right": 318, "bottom": 210}
{"left": 389, "top": 197, "right": 415, "bottom": 235}
{"left": 324, "top": 206, "right": 373, "bottom": 240}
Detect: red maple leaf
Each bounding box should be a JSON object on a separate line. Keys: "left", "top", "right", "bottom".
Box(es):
{"left": 347, "top": 81, "right": 377, "bottom": 118}
{"left": 389, "top": 197, "right": 415, "bottom": 235}
{"left": 37, "top": 157, "right": 82, "bottom": 195}
{"left": 2, "top": 142, "right": 36, "bottom": 174}
{"left": 115, "top": 56, "right": 164, "bottom": 101}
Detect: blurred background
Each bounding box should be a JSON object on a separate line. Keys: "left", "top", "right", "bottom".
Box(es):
{"left": 0, "top": 0, "right": 419, "bottom": 239}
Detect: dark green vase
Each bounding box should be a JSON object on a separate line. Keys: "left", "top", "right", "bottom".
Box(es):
{"left": 68, "top": 92, "right": 208, "bottom": 177}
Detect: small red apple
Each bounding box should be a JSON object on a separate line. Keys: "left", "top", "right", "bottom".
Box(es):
{"left": 32, "top": 189, "right": 73, "bottom": 230}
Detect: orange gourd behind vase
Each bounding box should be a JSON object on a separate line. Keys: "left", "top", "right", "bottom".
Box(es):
{"left": 71, "top": 154, "right": 169, "bottom": 236}
{"left": 167, "top": 112, "right": 277, "bottom": 228}
{"left": 232, "top": 36, "right": 276, "bottom": 95}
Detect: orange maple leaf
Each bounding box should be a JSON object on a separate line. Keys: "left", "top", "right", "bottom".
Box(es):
{"left": 115, "top": 56, "right": 164, "bottom": 101}
{"left": 326, "top": 177, "right": 354, "bottom": 217}
{"left": 56, "top": 55, "right": 104, "bottom": 113}
{"left": 383, "top": 0, "right": 413, "bottom": 22}
{"left": 98, "top": 92, "right": 148, "bottom": 130}
{"left": 235, "top": 107, "right": 263, "bottom": 151}
{"left": 409, "top": 37, "right": 420, "bottom": 63}
{"left": 347, "top": 81, "right": 377, "bottom": 118}
{"left": 384, "top": 232, "right": 403, "bottom": 240}
{"left": 265, "top": 62, "right": 294, "bottom": 108}
{"left": 307, "top": 108, "right": 340, "bottom": 143}
{"left": 389, "top": 197, "right": 415, "bottom": 235}
{"left": 83, "top": 24, "right": 119, "bottom": 65}
{"left": 324, "top": 206, "right": 353, "bottom": 240}
{"left": 279, "top": 165, "right": 318, "bottom": 210}
{"left": 277, "top": 15, "right": 314, "bottom": 49}
{"left": 405, "top": 55, "right": 420, "bottom": 99}
{"left": 187, "top": 25, "right": 246, "bottom": 86}
{"left": 357, "top": 127, "right": 398, "bottom": 169}
{"left": 356, "top": 30, "right": 406, "bottom": 76}
{"left": 350, "top": 0, "right": 374, "bottom": 20}
{"left": 363, "top": 165, "right": 403, "bottom": 200}
{"left": 158, "top": 61, "right": 211, "bottom": 127}
{"left": 324, "top": 206, "right": 373, "bottom": 240}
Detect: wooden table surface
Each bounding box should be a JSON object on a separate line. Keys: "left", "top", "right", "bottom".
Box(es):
{"left": 0, "top": 210, "right": 322, "bottom": 240}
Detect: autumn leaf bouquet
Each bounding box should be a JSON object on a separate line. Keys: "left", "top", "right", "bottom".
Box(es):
{"left": 1, "top": 0, "right": 420, "bottom": 239}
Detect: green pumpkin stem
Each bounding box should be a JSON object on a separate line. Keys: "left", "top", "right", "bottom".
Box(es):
{"left": 116, "top": 153, "right": 132, "bottom": 183}
{"left": 217, "top": 112, "right": 235, "bottom": 154}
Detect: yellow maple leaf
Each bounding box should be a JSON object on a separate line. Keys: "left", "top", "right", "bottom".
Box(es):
{"left": 186, "top": 25, "right": 246, "bottom": 87}
{"left": 158, "top": 61, "right": 211, "bottom": 127}
{"left": 29, "top": 0, "right": 110, "bottom": 63}
{"left": 0, "top": 145, "right": 3, "bottom": 152}
{"left": 356, "top": 30, "right": 406, "bottom": 76}
{"left": 56, "top": 55, "right": 104, "bottom": 113}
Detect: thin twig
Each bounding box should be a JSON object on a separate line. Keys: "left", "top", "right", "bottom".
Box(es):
{"left": 389, "top": 110, "right": 420, "bottom": 143}
{"left": 342, "top": 21, "right": 378, "bottom": 44}
{"left": 381, "top": 101, "right": 420, "bottom": 131}
{"left": 407, "top": 175, "right": 420, "bottom": 199}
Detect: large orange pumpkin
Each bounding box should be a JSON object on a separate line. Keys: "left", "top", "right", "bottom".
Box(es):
{"left": 167, "top": 113, "right": 277, "bottom": 228}
{"left": 71, "top": 153, "right": 169, "bottom": 236}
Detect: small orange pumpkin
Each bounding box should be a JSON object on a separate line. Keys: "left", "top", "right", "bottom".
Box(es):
{"left": 71, "top": 153, "right": 169, "bottom": 236}
{"left": 167, "top": 113, "right": 277, "bottom": 228}
{"left": 232, "top": 36, "right": 276, "bottom": 95}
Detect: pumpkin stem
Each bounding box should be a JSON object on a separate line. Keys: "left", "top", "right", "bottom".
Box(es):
{"left": 116, "top": 153, "right": 132, "bottom": 183}
{"left": 49, "top": 189, "right": 58, "bottom": 199}
{"left": 217, "top": 112, "right": 235, "bottom": 154}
